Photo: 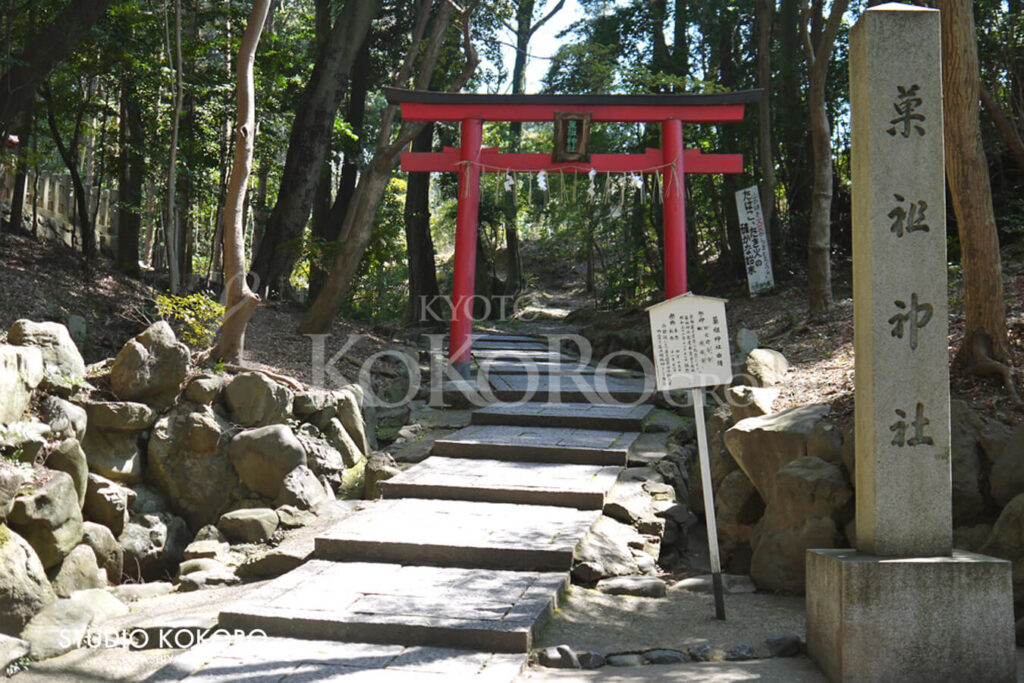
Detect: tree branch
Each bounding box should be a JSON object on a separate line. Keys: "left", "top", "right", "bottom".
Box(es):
{"left": 528, "top": 0, "right": 566, "bottom": 38}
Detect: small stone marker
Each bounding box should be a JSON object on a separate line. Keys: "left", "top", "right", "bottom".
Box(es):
{"left": 806, "top": 6, "right": 1014, "bottom": 681}
{"left": 734, "top": 186, "right": 774, "bottom": 295}
{"left": 648, "top": 292, "right": 731, "bottom": 619}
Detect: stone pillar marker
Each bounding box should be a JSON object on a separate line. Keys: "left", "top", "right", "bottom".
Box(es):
{"left": 805, "top": 4, "right": 1015, "bottom": 681}
{"left": 851, "top": 3, "right": 949, "bottom": 558}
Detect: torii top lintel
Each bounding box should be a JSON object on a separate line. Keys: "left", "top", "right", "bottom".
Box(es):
{"left": 384, "top": 87, "right": 762, "bottom": 123}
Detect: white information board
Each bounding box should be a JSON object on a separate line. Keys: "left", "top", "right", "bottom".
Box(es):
{"left": 735, "top": 186, "right": 774, "bottom": 296}
{"left": 647, "top": 293, "right": 732, "bottom": 391}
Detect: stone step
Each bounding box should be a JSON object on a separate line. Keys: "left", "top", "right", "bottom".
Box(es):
{"left": 472, "top": 402, "right": 654, "bottom": 431}
{"left": 219, "top": 560, "right": 566, "bottom": 654}
{"left": 381, "top": 456, "right": 621, "bottom": 509}
{"left": 152, "top": 636, "right": 527, "bottom": 681}
{"left": 314, "top": 498, "right": 601, "bottom": 571}
{"left": 486, "top": 372, "right": 654, "bottom": 404}
{"left": 432, "top": 424, "right": 639, "bottom": 466}
{"left": 470, "top": 349, "right": 577, "bottom": 363}
{"left": 471, "top": 339, "right": 550, "bottom": 351}
{"left": 478, "top": 360, "right": 642, "bottom": 377}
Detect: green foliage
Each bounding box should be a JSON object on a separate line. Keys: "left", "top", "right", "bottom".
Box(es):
{"left": 155, "top": 292, "right": 224, "bottom": 348}
{"left": 339, "top": 177, "right": 410, "bottom": 323}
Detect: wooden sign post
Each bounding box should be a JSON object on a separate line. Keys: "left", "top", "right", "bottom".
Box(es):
{"left": 647, "top": 292, "right": 731, "bottom": 619}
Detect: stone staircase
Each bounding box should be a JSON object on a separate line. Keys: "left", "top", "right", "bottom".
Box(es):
{"left": 152, "top": 334, "right": 653, "bottom": 681}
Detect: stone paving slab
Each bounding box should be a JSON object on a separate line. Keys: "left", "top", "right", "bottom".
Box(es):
{"left": 471, "top": 340, "right": 550, "bottom": 351}
{"left": 433, "top": 424, "right": 639, "bottom": 466}
{"left": 381, "top": 456, "right": 621, "bottom": 509}
{"left": 314, "top": 498, "right": 601, "bottom": 571}
{"left": 478, "top": 361, "right": 643, "bottom": 378}
{"left": 486, "top": 372, "right": 654, "bottom": 404}
{"left": 472, "top": 402, "right": 654, "bottom": 431}
{"left": 218, "top": 561, "right": 567, "bottom": 653}
{"left": 147, "top": 634, "right": 527, "bottom": 681}
{"left": 470, "top": 349, "right": 577, "bottom": 363}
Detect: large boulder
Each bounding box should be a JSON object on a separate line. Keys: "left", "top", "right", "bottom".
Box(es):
{"left": 988, "top": 424, "right": 1024, "bottom": 509}
{"left": 224, "top": 372, "right": 292, "bottom": 427}
{"left": 336, "top": 389, "right": 370, "bottom": 456}
{"left": 77, "top": 400, "right": 156, "bottom": 431}
{"left": 183, "top": 375, "right": 226, "bottom": 405}
{"left": 218, "top": 508, "right": 279, "bottom": 544}
{"left": 0, "top": 345, "right": 43, "bottom": 424}
{"left": 949, "top": 400, "right": 987, "bottom": 525}
{"left": 38, "top": 397, "right": 87, "bottom": 441}
{"left": 750, "top": 457, "right": 852, "bottom": 593}
{"left": 294, "top": 431, "right": 346, "bottom": 490}
{"left": 981, "top": 494, "right": 1024, "bottom": 605}
{"left": 229, "top": 425, "right": 307, "bottom": 498}
{"left": 118, "top": 511, "right": 190, "bottom": 582}
{"left": 147, "top": 405, "right": 238, "bottom": 529}
{"left": 743, "top": 348, "right": 790, "bottom": 387}
{"left": 7, "top": 320, "right": 86, "bottom": 379}
{"left": 0, "top": 525, "right": 55, "bottom": 636}
{"left": 715, "top": 469, "right": 764, "bottom": 573}
{"left": 80, "top": 521, "right": 123, "bottom": 584}
{"left": 322, "top": 418, "right": 364, "bottom": 468}
{"left": 46, "top": 439, "right": 88, "bottom": 508}
{"left": 50, "top": 544, "right": 106, "bottom": 597}
{"left": 275, "top": 465, "right": 329, "bottom": 509}
{"left": 81, "top": 428, "right": 145, "bottom": 484}
{"left": 723, "top": 404, "right": 831, "bottom": 507}
{"left": 690, "top": 405, "right": 737, "bottom": 515}
{"left": 7, "top": 470, "right": 84, "bottom": 568}
{"left": 83, "top": 473, "right": 135, "bottom": 537}
{"left": 0, "top": 464, "right": 28, "bottom": 522}
{"left": 726, "top": 385, "right": 779, "bottom": 422}
{"left": 109, "top": 321, "right": 190, "bottom": 410}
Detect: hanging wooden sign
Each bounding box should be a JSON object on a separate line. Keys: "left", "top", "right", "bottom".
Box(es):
{"left": 552, "top": 112, "right": 591, "bottom": 163}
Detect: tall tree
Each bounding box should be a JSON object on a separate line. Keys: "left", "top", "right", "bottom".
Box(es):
{"left": 118, "top": 78, "right": 145, "bottom": 276}
{"left": 756, "top": 0, "right": 776, "bottom": 239}
{"left": 299, "top": 0, "right": 480, "bottom": 333}
{"left": 503, "top": 0, "right": 565, "bottom": 294}
{"left": 164, "top": 0, "right": 185, "bottom": 293}
{"left": 0, "top": 0, "right": 116, "bottom": 130}
{"left": 214, "top": 0, "right": 272, "bottom": 362}
{"left": 404, "top": 122, "right": 440, "bottom": 324}
{"left": 248, "top": 0, "right": 379, "bottom": 296}
{"left": 940, "top": 0, "right": 1017, "bottom": 398}
{"left": 42, "top": 80, "right": 96, "bottom": 258}
{"left": 800, "top": 0, "right": 848, "bottom": 317}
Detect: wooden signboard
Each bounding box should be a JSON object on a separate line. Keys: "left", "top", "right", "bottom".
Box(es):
{"left": 553, "top": 112, "right": 591, "bottom": 163}
{"left": 647, "top": 292, "right": 732, "bottom": 620}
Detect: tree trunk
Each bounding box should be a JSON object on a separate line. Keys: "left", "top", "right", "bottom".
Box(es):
{"left": 940, "top": 0, "right": 1012, "bottom": 369}
{"left": 213, "top": 0, "right": 271, "bottom": 362}
{"left": 0, "top": 0, "right": 115, "bottom": 127}
{"left": 404, "top": 122, "right": 440, "bottom": 325}
{"left": 309, "top": 35, "right": 371, "bottom": 303}
{"left": 43, "top": 87, "right": 94, "bottom": 259}
{"left": 806, "top": 72, "right": 832, "bottom": 315}
{"left": 756, "top": 0, "right": 776, "bottom": 241}
{"left": 503, "top": 0, "right": 564, "bottom": 295}
{"left": 979, "top": 85, "right": 1024, "bottom": 172}
{"left": 164, "top": 0, "right": 184, "bottom": 294}
{"left": 9, "top": 103, "right": 31, "bottom": 233}
{"left": 117, "top": 79, "right": 144, "bottom": 276}
{"left": 248, "top": 0, "right": 379, "bottom": 296}
{"left": 802, "top": 0, "right": 847, "bottom": 317}
{"left": 299, "top": 0, "right": 480, "bottom": 334}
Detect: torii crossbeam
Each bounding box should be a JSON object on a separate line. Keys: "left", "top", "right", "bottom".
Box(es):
{"left": 386, "top": 87, "right": 761, "bottom": 374}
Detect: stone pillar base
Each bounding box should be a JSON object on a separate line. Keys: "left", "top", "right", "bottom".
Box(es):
{"left": 806, "top": 549, "right": 1015, "bottom": 682}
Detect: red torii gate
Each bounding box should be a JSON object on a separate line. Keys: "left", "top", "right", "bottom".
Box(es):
{"left": 385, "top": 87, "right": 760, "bottom": 374}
